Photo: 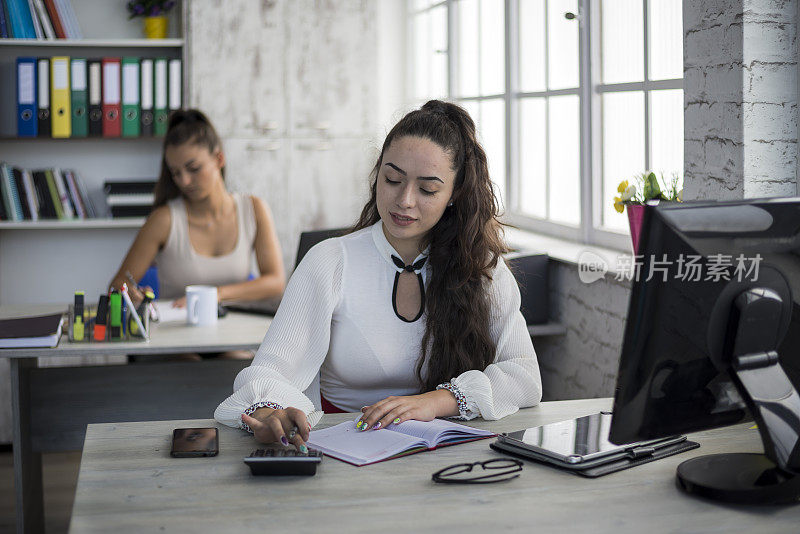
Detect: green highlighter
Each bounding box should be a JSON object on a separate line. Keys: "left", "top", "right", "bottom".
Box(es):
{"left": 109, "top": 291, "right": 122, "bottom": 340}
{"left": 73, "top": 291, "right": 85, "bottom": 341}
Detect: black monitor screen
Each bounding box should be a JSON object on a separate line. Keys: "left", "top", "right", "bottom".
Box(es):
{"left": 609, "top": 198, "right": 800, "bottom": 445}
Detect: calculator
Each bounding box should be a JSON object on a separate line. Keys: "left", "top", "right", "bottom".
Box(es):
{"left": 244, "top": 448, "right": 323, "bottom": 476}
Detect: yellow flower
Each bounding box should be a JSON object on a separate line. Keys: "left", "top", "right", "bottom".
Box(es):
{"left": 613, "top": 196, "right": 624, "bottom": 213}
{"left": 617, "top": 180, "right": 629, "bottom": 194}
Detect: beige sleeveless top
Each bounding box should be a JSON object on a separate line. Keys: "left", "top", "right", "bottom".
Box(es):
{"left": 156, "top": 192, "right": 257, "bottom": 299}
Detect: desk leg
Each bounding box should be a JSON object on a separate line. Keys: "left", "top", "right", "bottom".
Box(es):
{"left": 11, "top": 358, "right": 44, "bottom": 534}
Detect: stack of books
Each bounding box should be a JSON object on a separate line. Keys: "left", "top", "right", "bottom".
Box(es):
{"left": 0, "top": 161, "right": 96, "bottom": 221}
{"left": 0, "top": 312, "right": 64, "bottom": 348}
{"left": 0, "top": 0, "right": 82, "bottom": 40}
{"left": 104, "top": 179, "right": 156, "bottom": 218}
{"left": 14, "top": 56, "right": 182, "bottom": 138}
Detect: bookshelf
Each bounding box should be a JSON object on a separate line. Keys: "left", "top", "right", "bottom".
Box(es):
{"left": 0, "top": 218, "right": 144, "bottom": 229}
{"left": 0, "top": 38, "right": 184, "bottom": 47}
{"left": 0, "top": 0, "right": 187, "bottom": 305}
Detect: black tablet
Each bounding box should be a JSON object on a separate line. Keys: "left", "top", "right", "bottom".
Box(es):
{"left": 497, "top": 412, "right": 680, "bottom": 464}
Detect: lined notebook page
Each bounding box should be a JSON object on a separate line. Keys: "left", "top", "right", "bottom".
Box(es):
{"left": 307, "top": 421, "right": 423, "bottom": 466}
{"left": 391, "top": 419, "right": 493, "bottom": 445}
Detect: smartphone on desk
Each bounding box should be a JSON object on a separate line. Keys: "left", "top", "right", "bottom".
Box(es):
{"left": 171, "top": 428, "right": 219, "bottom": 458}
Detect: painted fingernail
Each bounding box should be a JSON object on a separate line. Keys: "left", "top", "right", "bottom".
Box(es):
{"left": 299, "top": 444, "right": 308, "bottom": 454}
{"left": 372, "top": 422, "right": 382, "bottom": 430}
{"left": 280, "top": 436, "right": 289, "bottom": 446}
{"left": 355, "top": 420, "right": 363, "bottom": 429}
{"left": 392, "top": 418, "right": 401, "bottom": 425}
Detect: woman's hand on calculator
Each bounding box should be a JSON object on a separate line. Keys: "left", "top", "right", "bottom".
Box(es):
{"left": 241, "top": 407, "right": 310, "bottom": 452}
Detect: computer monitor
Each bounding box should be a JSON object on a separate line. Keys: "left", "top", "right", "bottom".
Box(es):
{"left": 223, "top": 228, "right": 346, "bottom": 316}
{"left": 608, "top": 198, "right": 800, "bottom": 504}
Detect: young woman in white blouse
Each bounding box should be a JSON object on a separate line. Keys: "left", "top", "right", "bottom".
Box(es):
{"left": 215, "top": 100, "right": 542, "bottom": 451}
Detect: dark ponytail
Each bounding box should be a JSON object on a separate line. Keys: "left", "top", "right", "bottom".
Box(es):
{"left": 351, "top": 100, "right": 508, "bottom": 392}
{"left": 153, "top": 109, "right": 225, "bottom": 207}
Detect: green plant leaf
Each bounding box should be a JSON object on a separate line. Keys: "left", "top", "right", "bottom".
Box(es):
{"left": 643, "top": 172, "right": 661, "bottom": 200}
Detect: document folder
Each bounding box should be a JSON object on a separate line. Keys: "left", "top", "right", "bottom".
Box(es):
{"left": 102, "top": 57, "right": 121, "bottom": 137}
{"left": 50, "top": 56, "right": 71, "bottom": 138}
{"left": 70, "top": 58, "right": 88, "bottom": 137}
{"left": 121, "top": 57, "right": 140, "bottom": 137}
{"left": 140, "top": 58, "right": 154, "bottom": 136}
{"left": 37, "top": 57, "right": 50, "bottom": 137}
{"left": 168, "top": 58, "right": 181, "bottom": 114}
{"left": 16, "top": 57, "right": 37, "bottom": 137}
{"left": 87, "top": 59, "right": 102, "bottom": 137}
{"left": 153, "top": 57, "right": 168, "bottom": 136}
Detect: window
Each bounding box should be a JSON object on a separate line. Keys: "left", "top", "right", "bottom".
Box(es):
{"left": 407, "top": 0, "right": 684, "bottom": 249}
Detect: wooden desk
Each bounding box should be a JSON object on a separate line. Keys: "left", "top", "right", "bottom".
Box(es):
{"left": 70, "top": 398, "right": 798, "bottom": 534}
{"left": 0, "top": 305, "right": 271, "bottom": 534}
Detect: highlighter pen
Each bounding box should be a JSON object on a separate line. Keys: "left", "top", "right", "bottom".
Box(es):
{"left": 94, "top": 295, "right": 109, "bottom": 341}
{"left": 121, "top": 283, "right": 149, "bottom": 341}
{"left": 109, "top": 291, "right": 122, "bottom": 340}
{"left": 73, "top": 291, "right": 85, "bottom": 341}
{"left": 134, "top": 289, "right": 155, "bottom": 335}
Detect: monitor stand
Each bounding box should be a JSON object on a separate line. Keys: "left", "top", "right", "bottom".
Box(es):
{"left": 676, "top": 288, "right": 800, "bottom": 504}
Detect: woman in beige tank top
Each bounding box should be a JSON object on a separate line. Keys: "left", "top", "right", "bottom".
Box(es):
{"left": 110, "top": 110, "right": 286, "bottom": 357}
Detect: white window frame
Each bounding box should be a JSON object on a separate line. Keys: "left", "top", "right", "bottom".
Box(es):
{"left": 407, "top": 0, "right": 683, "bottom": 251}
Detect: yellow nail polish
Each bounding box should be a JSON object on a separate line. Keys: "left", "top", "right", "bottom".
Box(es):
{"left": 392, "top": 417, "right": 401, "bottom": 425}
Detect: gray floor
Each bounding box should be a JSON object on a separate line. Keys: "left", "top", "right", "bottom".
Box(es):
{"left": 0, "top": 450, "right": 80, "bottom": 534}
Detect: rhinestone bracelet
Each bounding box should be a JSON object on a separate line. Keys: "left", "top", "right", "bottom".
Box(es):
{"left": 240, "top": 401, "right": 283, "bottom": 433}
{"left": 436, "top": 382, "right": 470, "bottom": 418}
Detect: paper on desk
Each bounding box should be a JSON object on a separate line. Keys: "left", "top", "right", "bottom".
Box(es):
{"left": 154, "top": 300, "right": 187, "bottom": 323}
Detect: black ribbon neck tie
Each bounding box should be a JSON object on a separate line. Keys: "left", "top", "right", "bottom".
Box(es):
{"left": 389, "top": 255, "right": 427, "bottom": 323}
{"left": 391, "top": 255, "right": 427, "bottom": 273}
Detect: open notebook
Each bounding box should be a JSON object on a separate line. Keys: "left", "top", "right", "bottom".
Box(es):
{"left": 307, "top": 417, "right": 495, "bottom": 466}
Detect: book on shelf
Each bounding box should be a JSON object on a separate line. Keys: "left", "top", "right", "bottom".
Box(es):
{"left": 27, "top": 0, "right": 42, "bottom": 38}
{"left": 2, "top": 0, "right": 79, "bottom": 40}
{"left": 13, "top": 55, "right": 183, "bottom": 138}
{"left": 4, "top": 0, "right": 37, "bottom": 39}
{"left": 0, "top": 312, "right": 64, "bottom": 348}
{"left": 32, "top": 0, "right": 53, "bottom": 39}
{"left": 0, "top": 161, "right": 95, "bottom": 221}
{"left": 0, "top": 1, "right": 9, "bottom": 38}
{"left": 103, "top": 179, "right": 155, "bottom": 218}
{"left": 42, "top": 0, "right": 64, "bottom": 39}
{"left": 306, "top": 417, "right": 495, "bottom": 466}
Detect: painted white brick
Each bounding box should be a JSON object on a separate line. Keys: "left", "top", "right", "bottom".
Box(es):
{"left": 684, "top": 0, "right": 797, "bottom": 201}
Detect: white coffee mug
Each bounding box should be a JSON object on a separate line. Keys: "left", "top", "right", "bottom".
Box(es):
{"left": 186, "top": 285, "right": 218, "bottom": 326}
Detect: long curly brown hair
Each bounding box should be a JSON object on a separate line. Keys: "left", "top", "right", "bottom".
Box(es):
{"left": 351, "top": 100, "right": 508, "bottom": 392}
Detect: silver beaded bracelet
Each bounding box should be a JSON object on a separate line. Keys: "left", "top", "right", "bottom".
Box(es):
{"left": 240, "top": 401, "right": 283, "bottom": 433}
{"left": 436, "top": 382, "right": 470, "bottom": 419}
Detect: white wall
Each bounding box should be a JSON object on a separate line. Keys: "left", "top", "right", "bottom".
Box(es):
{"left": 684, "top": 0, "right": 798, "bottom": 200}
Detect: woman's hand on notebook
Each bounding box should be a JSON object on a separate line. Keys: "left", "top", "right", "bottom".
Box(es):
{"left": 241, "top": 407, "right": 311, "bottom": 451}
{"left": 356, "top": 391, "right": 459, "bottom": 431}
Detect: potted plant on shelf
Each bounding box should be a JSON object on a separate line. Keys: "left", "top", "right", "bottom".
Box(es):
{"left": 127, "top": 0, "right": 177, "bottom": 39}
{"left": 613, "top": 172, "right": 682, "bottom": 254}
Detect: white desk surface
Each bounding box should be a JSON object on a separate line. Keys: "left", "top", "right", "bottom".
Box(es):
{"left": 0, "top": 304, "right": 271, "bottom": 358}
{"left": 69, "top": 398, "right": 798, "bottom": 534}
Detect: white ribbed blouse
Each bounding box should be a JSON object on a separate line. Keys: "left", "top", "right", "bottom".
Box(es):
{"left": 214, "top": 221, "right": 542, "bottom": 429}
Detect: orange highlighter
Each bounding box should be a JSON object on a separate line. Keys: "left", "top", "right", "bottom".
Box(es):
{"left": 94, "top": 295, "right": 110, "bottom": 341}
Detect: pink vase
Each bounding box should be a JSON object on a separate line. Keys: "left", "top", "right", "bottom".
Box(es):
{"left": 627, "top": 204, "right": 646, "bottom": 255}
